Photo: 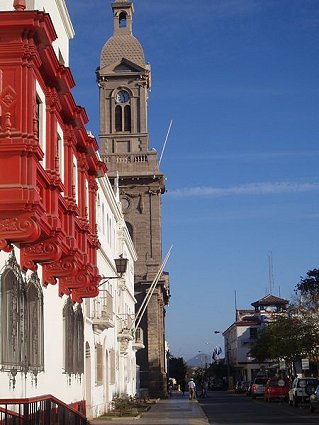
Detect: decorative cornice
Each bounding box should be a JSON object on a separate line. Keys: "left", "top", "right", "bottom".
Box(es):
{"left": 43, "top": 255, "right": 78, "bottom": 286}
{"left": 71, "top": 285, "right": 99, "bottom": 304}
{"left": 60, "top": 268, "right": 91, "bottom": 292}
{"left": 20, "top": 238, "right": 63, "bottom": 272}
{"left": 0, "top": 216, "right": 41, "bottom": 252}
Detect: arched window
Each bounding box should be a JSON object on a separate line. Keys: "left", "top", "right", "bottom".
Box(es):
{"left": 115, "top": 105, "right": 122, "bottom": 132}
{"left": 25, "top": 272, "right": 44, "bottom": 371}
{"left": 74, "top": 305, "right": 84, "bottom": 374}
{"left": 119, "top": 12, "right": 127, "bottom": 28}
{"left": 124, "top": 105, "right": 131, "bottom": 131}
{"left": 63, "top": 297, "right": 75, "bottom": 374}
{"left": 0, "top": 252, "right": 24, "bottom": 369}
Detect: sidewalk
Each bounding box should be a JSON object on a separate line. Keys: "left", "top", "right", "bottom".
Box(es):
{"left": 89, "top": 392, "right": 209, "bottom": 425}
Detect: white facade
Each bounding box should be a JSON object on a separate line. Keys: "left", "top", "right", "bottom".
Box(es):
{"left": 84, "top": 174, "right": 138, "bottom": 420}
{"left": 0, "top": 176, "right": 138, "bottom": 419}
{"left": 223, "top": 321, "right": 267, "bottom": 384}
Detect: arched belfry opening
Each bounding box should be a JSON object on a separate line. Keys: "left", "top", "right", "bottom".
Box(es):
{"left": 119, "top": 12, "right": 127, "bottom": 28}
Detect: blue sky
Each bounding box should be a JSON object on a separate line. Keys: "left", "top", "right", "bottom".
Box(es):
{"left": 66, "top": 0, "right": 319, "bottom": 361}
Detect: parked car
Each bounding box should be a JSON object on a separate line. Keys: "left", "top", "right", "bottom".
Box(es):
{"left": 264, "top": 377, "right": 291, "bottom": 402}
{"left": 310, "top": 385, "right": 319, "bottom": 413}
{"left": 210, "top": 378, "right": 226, "bottom": 391}
{"left": 251, "top": 377, "right": 269, "bottom": 399}
{"left": 288, "top": 377, "right": 319, "bottom": 407}
{"left": 235, "top": 381, "right": 250, "bottom": 393}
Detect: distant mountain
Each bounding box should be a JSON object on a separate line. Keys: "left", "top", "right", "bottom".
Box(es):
{"left": 187, "top": 353, "right": 211, "bottom": 368}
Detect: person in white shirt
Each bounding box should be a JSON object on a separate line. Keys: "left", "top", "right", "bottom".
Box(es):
{"left": 188, "top": 378, "right": 196, "bottom": 400}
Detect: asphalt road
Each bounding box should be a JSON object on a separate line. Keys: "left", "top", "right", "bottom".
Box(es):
{"left": 198, "top": 391, "right": 319, "bottom": 425}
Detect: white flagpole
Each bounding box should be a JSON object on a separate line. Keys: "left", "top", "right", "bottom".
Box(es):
{"left": 134, "top": 245, "right": 173, "bottom": 332}
{"left": 159, "top": 120, "right": 173, "bottom": 167}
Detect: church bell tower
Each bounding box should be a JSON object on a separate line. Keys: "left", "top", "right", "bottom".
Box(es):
{"left": 97, "top": 0, "right": 170, "bottom": 398}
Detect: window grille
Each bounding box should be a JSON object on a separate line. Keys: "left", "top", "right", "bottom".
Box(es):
{"left": 110, "top": 349, "right": 116, "bottom": 384}
{"left": 95, "top": 343, "right": 103, "bottom": 385}
{"left": 0, "top": 252, "right": 44, "bottom": 385}
{"left": 0, "top": 253, "right": 24, "bottom": 369}
{"left": 75, "top": 305, "right": 84, "bottom": 374}
{"left": 63, "top": 298, "right": 85, "bottom": 376}
{"left": 25, "top": 272, "right": 44, "bottom": 371}
{"left": 63, "top": 297, "right": 75, "bottom": 374}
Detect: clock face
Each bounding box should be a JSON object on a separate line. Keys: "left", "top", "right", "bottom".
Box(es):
{"left": 116, "top": 90, "right": 130, "bottom": 104}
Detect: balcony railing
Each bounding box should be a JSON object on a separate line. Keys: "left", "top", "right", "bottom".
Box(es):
{"left": 0, "top": 394, "right": 87, "bottom": 424}
{"left": 91, "top": 290, "right": 114, "bottom": 330}
{"left": 117, "top": 315, "right": 134, "bottom": 354}
{"left": 117, "top": 314, "right": 134, "bottom": 334}
{"left": 100, "top": 151, "right": 159, "bottom": 173}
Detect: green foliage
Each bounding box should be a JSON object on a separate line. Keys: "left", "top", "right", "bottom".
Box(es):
{"left": 168, "top": 356, "right": 187, "bottom": 383}
{"left": 111, "top": 394, "right": 133, "bottom": 416}
{"left": 295, "top": 269, "right": 319, "bottom": 297}
{"left": 249, "top": 326, "right": 273, "bottom": 362}
{"left": 294, "top": 268, "right": 319, "bottom": 315}
{"left": 207, "top": 359, "right": 228, "bottom": 379}
{"left": 250, "top": 315, "right": 319, "bottom": 365}
{"left": 105, "top": 394, "right": 153, "bottom": 418}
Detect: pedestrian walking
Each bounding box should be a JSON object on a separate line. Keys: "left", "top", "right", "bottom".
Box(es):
{"left": 188, "top": 378, "right": 196, "bottom": 400}
{"left": 202, "top": 380, "right": 208, "bottom": 398}
{"left": 181, "top": 379, "right": 186, "bottom": 396}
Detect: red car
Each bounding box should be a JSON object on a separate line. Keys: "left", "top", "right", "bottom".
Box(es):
{"left": 264, "top": 377, "right": 291, "bottom": 402}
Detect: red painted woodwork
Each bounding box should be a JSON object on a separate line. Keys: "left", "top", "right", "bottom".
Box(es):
{"left": 20, "top": 238, "right": 63, "bottom": 272}
{"left": 0, "top": 10, "right": 107, "bottom": 301}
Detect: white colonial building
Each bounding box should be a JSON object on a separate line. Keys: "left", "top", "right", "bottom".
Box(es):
{"left": 84, "top": 174, "right": 138, "bottom": 419}
{"left": 223, "top": 294, "right": 289, "bottom": 384}
{"left": 0, "top": 0, "right": 139, "bottom": 422}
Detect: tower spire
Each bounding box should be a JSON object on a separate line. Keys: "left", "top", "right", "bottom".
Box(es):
{"left": 112, "top": 0, "right": 134, "bottom": 35}
{"left": 13, "top": 0, "right": 26, "bottom": 11}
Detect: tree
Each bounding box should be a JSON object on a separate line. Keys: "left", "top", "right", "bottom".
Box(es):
{"left": 250, "top": 316, "right": 319, "bottom": 374}
{"left": 249, "top": 325, "right": 273, "bottom": 362}
{"left": 168, "top": 356, "right": 187, "bottom": 383}
{"left": 294, "top": 268, "right": 319, "bottom": 317}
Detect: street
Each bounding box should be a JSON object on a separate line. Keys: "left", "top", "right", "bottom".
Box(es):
{"left": 199, "top": 391, "right": 319, "bottom": 425}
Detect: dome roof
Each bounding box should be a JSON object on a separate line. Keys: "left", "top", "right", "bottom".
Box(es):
{"left": 100, "top": 34, "right": 145, "bottom": 69}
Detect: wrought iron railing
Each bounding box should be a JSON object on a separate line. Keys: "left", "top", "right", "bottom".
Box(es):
{"left": 0, "top": 394, "right": 87, "bottom": 424}
{"left": 117, "top": 314, "right": 134, "bottom": 333}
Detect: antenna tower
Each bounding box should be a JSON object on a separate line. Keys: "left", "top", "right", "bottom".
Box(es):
{"left": 268, "top": 251, "right": 275, "bottom": 294}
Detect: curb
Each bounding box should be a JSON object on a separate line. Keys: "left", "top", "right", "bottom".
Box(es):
{"left": 194, "top": 400, "right": 210, "bottom": 424}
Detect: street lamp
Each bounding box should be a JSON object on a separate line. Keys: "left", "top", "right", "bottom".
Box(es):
{"left": 98, "top": 255, "right": 128, "bottom": 287}
{"left": 114, "top": 256, "right": 128, "bottom": 274}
